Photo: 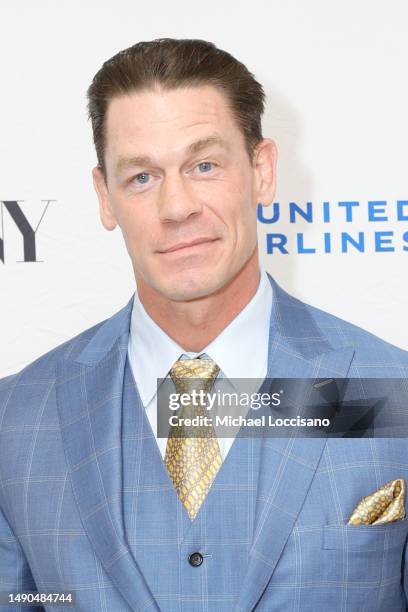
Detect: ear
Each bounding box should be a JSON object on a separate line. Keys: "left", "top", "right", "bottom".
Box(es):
{"left": 253, "top": 138, "right": 278, "bottom": 207}
{"left": 92, "top": 166, "right": 118, "bottom": 230}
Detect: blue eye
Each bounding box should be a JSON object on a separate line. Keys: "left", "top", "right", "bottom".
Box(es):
{"left": 197, "top": 162, "right": 213, "bottom": 173}
{"left": 135, "top": 172, "right": 150, "bottom": 184}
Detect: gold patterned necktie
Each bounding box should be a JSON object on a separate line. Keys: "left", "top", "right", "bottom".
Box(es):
{"left": 164, "top": 356, "right": 222, "bottom": 520}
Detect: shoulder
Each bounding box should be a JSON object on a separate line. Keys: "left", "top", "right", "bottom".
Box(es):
{"left": 268, "top": 274, "right": 408, "bottom": 374}
{"left": 289, "top": 289, "right": 408, "bottom": 373}
{"left": 0, "top": 315, "right": 110, "bottom": 423}
{"left": 1, "top": 319, "right": 103, "bottom": 384}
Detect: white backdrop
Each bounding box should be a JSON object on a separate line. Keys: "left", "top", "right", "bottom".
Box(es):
{"left": 1, "top": 0, "right": 407, "bottom": 377}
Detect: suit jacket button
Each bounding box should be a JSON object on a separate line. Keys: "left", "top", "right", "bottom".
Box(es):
{"left": 188, "top": 552, "right": 203, "bottom": 567}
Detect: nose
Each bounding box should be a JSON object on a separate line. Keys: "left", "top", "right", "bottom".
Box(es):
{"left": 158, "top": 172, "right": 202, "bottom": 223}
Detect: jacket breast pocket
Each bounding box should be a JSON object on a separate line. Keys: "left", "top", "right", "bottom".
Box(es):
{"left": 322, "top": 519, "right": 408, "bottom": 584}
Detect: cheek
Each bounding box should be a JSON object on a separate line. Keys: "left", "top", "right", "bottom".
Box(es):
{"left": 197, "top": 176, "right": 252, "bottom": 223}
{"left": 229, "top": 195, "right": 259, "bottom": 252}
{"left": 112, "top": 196, "right": 153, "bottom": 250}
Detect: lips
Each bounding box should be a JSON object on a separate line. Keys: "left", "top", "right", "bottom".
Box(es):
{"left": 159, "top": 237, "right": 218, "bottom": 254}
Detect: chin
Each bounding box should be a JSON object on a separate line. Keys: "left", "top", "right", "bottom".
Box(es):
{"left": 159, "top": 274, "right": 226, "bottom": 302}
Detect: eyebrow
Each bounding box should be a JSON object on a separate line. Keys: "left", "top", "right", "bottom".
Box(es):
{"left": 115, "top": 135, "right": 228, "bottom": 174}
{"left": 187, "top": 135, "right": 228, "bottom": 154}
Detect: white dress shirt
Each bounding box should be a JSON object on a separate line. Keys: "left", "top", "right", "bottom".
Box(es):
{"left": 127, "top": 268, "right": 273, "bottom": 461}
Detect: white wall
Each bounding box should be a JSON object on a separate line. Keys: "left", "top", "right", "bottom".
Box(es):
{"left": 1, "top": 0, "right": 407, "bottom": 376}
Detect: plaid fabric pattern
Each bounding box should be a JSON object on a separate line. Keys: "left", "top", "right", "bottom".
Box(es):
{"left": 1, "top": 274, "right": 408, "bottom": 611}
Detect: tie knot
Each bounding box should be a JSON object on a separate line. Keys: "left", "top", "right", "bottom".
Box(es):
{"left": 169, "top": 357, "right": 220, "bottom": 395}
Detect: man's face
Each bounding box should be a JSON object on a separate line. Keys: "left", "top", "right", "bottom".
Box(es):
{"left": 93, "top": 85, "right": 276, "bottom": 301}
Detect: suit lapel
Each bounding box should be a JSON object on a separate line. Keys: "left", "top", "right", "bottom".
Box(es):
{"left": 234, "top": 276, "right": 355, "bottom": 611}
{"left": 55, "top": 296, "right": 159, "bottom": 612}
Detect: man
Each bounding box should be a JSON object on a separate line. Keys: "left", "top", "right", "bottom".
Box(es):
{"left": 1, "top": 38, "right": 408, "bottom": 612}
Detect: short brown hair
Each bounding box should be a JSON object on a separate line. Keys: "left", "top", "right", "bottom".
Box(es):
{"left": 87, "top": 38, "right": 265, "bottom": 176}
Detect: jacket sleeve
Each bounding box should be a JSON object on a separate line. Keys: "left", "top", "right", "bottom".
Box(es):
{"left": 0, "top": 503, "right": 44, "bottom": 612}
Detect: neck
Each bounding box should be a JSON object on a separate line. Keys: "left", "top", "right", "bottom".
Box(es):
{"left": 136, "top": 252, "right": 261, "bottom": 352}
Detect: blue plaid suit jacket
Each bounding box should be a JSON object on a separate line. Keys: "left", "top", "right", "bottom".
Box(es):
{"left": 1, "top": 273, "right": 408, "bottom": 611}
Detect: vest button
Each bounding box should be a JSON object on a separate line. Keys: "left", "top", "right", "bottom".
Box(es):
{"left": 188, "top": 552, "right": 203, "bottom": 567}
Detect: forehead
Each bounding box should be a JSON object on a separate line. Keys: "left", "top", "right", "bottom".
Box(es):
{"left": 104, "top": 85, "right": 244, "bottom": 160}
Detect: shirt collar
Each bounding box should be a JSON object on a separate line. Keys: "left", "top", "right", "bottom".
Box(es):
{"left": 128, "top": 268, "right": 272, "bottom": 406}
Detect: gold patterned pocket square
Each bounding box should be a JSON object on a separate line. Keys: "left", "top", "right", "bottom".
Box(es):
{"left": 347, "top": 478, "right": 406, "bottom": 525}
